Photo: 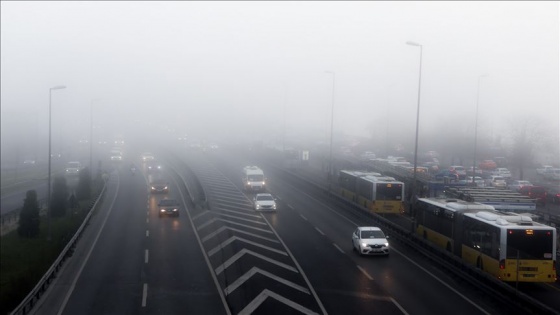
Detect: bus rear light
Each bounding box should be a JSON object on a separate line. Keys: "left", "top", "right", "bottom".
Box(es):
{"left": 499, "top": 259, "right": 506, "bottom": 270}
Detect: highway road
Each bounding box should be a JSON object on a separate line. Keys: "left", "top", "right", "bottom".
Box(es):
{"left": 22, "top": 147, "right": 559, "bottom": 314}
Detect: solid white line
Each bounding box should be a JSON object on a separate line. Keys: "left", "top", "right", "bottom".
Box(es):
{"left": 315, "top": 227, "right": 325, "bottom": 236}
{"left": 145, "top": 249, "right": 149, "bottom": 263}
{"left": 57, "top": 172, "right": 121, "bottom": 315}
{"left": 141, "top": 283, "right": 148, "bottom": 307}
{"left": 390, "top": 297, "right": 410, "bottom": 315}
{"left": 300, "top": 214, "right": 308, "bottom": 221}
{"left": 333, "top": 243, "right": 345, "bottom": 254}
{"left": 357, "top": 265, "right": 373, "bottom": 280}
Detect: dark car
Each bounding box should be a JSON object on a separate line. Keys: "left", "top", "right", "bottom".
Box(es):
{"left": 157, "top": 198, "right": 179, "bottom": 217}
{"left": 519, "top": 186, "right": 547, "bottom": 205}
{"left": 150, "top": 179, "right": 169, "bottom": 194}
{"left": 433, "top": 169, "right": 459, "bottom": 181}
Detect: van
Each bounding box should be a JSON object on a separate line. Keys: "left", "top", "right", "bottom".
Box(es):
{"left": 242, "top": 166, "right": 266, "bottom": 191}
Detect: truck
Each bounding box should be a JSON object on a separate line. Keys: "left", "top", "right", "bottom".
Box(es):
{"left": 242, "top": 166, "right": 266, "bottom": 192}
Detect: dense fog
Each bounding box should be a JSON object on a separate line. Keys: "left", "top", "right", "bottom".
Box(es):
{"left": 1, "top": 2, "right": 559, "bottom": 167}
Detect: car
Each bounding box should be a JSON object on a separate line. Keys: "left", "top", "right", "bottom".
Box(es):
{"left": 508, "top": 180, "right": 533, "bottom": 192}
{"left": 479, "top": 160, "right": 497, "bottom": 170}
{"left": 433, "top": 169, "right": 458, "bottom": 181}
{"left": 466, "top": 166, "right": 483, "bottom": 176}
{"left": 449, "top": 165, "right": 466, "bottom": 176}
{"left": 359, "top": 151, "right": 377, "bottom": 161}
{"left": 518, "top": 185, "right": 547, "bottom": 205}
{"left": 150, "top": 178, "right": 169, "bottom": 194}
{"left": 544, "top": 168, "right": 560, "bottom": 181}
{"left": 487, "top": 175, "right": 507, "bottom": 188}
{"left": 141, "top": 152, "right": 155, "bottom": 162}
{"left": 352, "top": 226, "right": 389, "bottom": 256}
{"left": 253, "top": 193, "right": 277, "bottom": 211}
{"left": 536, "top": 165, "right": 554, "bottom": 175}
{"left": 492, "top": 167, "right": 511, "bottom": 179}
{"left": 459, "top": 176, "right": 485, "bottom": 187}
{"left": 157, "top": 198, "right": 179, "bottom": 217}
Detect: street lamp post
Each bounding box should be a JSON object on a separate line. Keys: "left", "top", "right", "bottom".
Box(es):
{"left": 90, "top": 99, "right": 100, "bottom": 177}
{"left": 325, "top": 71, "right": 335, "bottom": 189}
{"left": 47, "top": 85, "right": 66, "bottom": 241}
{"left": 406, "top": 41, "right": 423, "bottom": 217}
{"left": 472, "top": 75, "right": 488, "bottom": 185}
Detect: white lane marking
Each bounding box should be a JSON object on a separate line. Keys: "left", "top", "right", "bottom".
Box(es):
{"left": 390, "top": 297, "right": 410, "bottom": 315}
{"left": 197, "top": 218, "right": 273, "bottom": 234}
{"left": 207, "top": 236, "right": 287, "bottom": 257}
{"left": 216, "top": 212, "right": 267, "bottom": 225}
{"left": 215, "top": 248, "right": 298, "bottom": 275}
{"left": 298, "top": 189, "right": 490, "bottom": 314}
{"left": 357, "top": 265, "right": 373, "bottom": 280}
{"left": 333, "top": 243, "right": 345, "bottom": 254}
{"left": 57, "top": 172, "right": 121, "bottom": 315}
{"left": 239, "top": 289, "right": 318, "bottom": 315}
{"left": 315, "top": 227, "right": 325, "bottom": 236}
{"left": 300, "top": 214, "right": 308, "bottom": 221}
{"left": 225, "top": 267, "right": 310, "bottom": 296}
{"left": 141, "top": 283, "right": 148, "bottom": 307}
{"left": 146, "top": 230, "right": 149, "bottom": 237}
{"left": 145, "top": 249, "right": 149, "bottom": 263}
{"left": 202, "top": 226, "right": 279, "bottom": 244}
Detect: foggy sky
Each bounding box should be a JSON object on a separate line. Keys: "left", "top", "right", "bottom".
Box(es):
{"left": 1, "top": 2, "right": 559, "bottom": 163}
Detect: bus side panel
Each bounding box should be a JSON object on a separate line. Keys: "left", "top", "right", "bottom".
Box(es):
{"left": 340, "top": 187, "right": 358, "bottom": 202}
{"left": 417, "top": 224, "right": 453, "bottom": 251}
{"left": 461, "top": 245, "right": 500, "bottom": 278}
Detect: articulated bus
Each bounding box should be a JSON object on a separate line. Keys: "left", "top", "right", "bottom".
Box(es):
{"left": 339, "top": 170, "right": 404, "bottom": 214}
{"left": 415, "top": 198, "right": 557, "bottom": 283}
{"left": 339, "top": 170, "right": 381, "bottom": 202}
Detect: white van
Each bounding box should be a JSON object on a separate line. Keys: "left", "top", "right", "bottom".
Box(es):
{"left": 65, "top": 161, "right": 82, "bottom": 175}
{"left": 242, "top": 166, "right": 266, "bottom": 191}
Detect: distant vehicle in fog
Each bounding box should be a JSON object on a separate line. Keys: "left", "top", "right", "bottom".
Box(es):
{"left": 492, "top": 168, "right": 511, "bottom": 179}
{"left": 65, "top": 161, "right": 82, "bottom": 176}
{"left": 242, "top": 166, "right": 266, "bottom": 191}
{"left": 509, "top": 180, "right": 533, "bottom": 192}
{"left": 544, "top": 168, "right": 560, "bottom": 181}
{"left": 157, "top": 198, "right": 179, "bottom": 217}
{"left": 141, "top": 152, "right": 155, "bottom": 162}
{"left": 479, "top": 160, "right": 497, "bottom": 170}
{"left": 519, "top": 185, "right": 547, "bottom": 205}
{"left": 536, "top": 165, "right": 554, "bottom": 175}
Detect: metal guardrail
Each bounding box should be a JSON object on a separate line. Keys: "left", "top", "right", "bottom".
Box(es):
{"left": 10, "top": 180, "right": 108, "bottom": 315}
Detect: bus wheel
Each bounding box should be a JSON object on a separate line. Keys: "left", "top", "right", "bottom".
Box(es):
{"left": 477, "top": 257, "right": 484, "bottom": 270}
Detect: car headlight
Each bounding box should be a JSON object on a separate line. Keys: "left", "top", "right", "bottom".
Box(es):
{"left": 361, "top": 242, "right": 367, "bottom": 247}
{"left": 151, "top": 186, "right": 155, "bottom": 190}
{"left": 272, "top": 204, "right": 277, "bottom": 209}
{"left": 164, "top": 186, "right": 168, "bottom": 190}
{"left": 384, "top": 243, "right": 389, "bottom": 247}
{"left": 173, "top": 208, "right": 178, "bottom": 212}
{"left": 160, "top": 209, "right": 165, "bottom": 212}
{"left": 256, "top": 204, "right": 261, "bottom": 209}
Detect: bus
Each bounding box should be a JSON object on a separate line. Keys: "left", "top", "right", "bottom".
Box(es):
{"left": 415, "top": 198, "right": 557, "bottom": 283}
{"left": 339, "top": 170, "right": 381, "bottom": 202}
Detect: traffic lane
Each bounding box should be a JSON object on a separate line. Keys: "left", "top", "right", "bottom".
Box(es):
{"left": 61, "top": 164, "right": 150, "bottom": 314}
{"left": 266, "top": 181, "right": 499, "bottom": 315}
{"left": 145, "top": 173, "right": 227, "bottom": 315}
{"left": 259, "top": 207, "right": 405, "bottom": 315}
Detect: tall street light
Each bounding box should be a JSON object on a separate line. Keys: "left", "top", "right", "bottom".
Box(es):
{"left": 325, "top": 71, "right": 335, "bottom": 188}
{"left": 47, "top": 85, "right": 66, "bottom": 241}
{"left": 472, "top": 74, "right": 488, "bottom": 185}
{"left": 406, "top": 41, "right": 423, "bottom": 215}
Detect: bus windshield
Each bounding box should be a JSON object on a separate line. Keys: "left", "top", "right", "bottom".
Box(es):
{"left": 506, "top": 229, "right": 554, "bottom": 259}
{"left": 376, "top": 183, "right": 402, "bottom": 200}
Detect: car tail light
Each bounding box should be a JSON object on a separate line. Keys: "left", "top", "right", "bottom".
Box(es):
{"left": 499, "top": 259, "right": 505, "bottom": 270}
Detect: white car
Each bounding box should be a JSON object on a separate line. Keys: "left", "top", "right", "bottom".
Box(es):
{"left": 352, "top": 226, "right": 389, "bottom": 256}
{"left": 459, "top": 176, "right": 485, "bottom": 187}
{"left": 488, "top": 175, "right": 507, "bottom": 188}
{"left": 493, "top": 167, "right": 511, "bottom": 179}
{"left": 253, "top": 193, "right": 277, "bottom": 211}
{"left": 509, "top": 180, "right": 533, "bottom": 192}
{"left": 141, "top": 152, "right": 155, "bottom": 162}
{"left": 536, "top": 165, "right": 554, "bottom": 175}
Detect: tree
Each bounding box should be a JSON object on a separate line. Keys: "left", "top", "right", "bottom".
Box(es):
{"left": 50, "top": 176, "right": 68, "bottom": 218}
{"left": 17, "top": 190, "right": 40, "bottom": 237}
{"left": 76, "top": 167, "right": 91, "bottom": 200}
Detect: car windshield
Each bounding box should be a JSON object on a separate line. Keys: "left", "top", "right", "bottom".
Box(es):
{"left": 256, "top": 195, "right": 273, "bottom": 201}
{"left": 360, "top": 230, "right": 385, "bottom": 239}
